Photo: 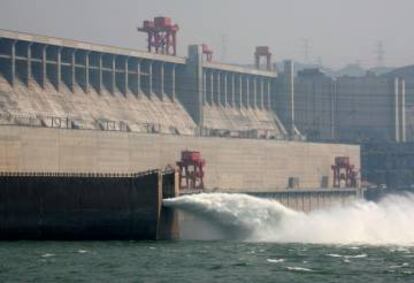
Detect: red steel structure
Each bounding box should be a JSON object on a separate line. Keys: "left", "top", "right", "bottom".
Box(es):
{"left": 176, "top": 151, "right": 205, "bottom": 191}
{"left": 255, "top": 46, "right": 272, "bottom": 71}
{"left": 202, "top": 44, "right": 213, "bottom": 62}
{"left": 138, "top": 16, "right": 179, "bottom": 56}
{"left": 331, "top": 156, "right": 358, "bottom": 188}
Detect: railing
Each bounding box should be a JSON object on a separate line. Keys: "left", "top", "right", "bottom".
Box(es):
{"left": 198, "top": 126, "right": 287, "bottom": 140}
{"left": 0, "top": 112, "right": 296, "bottom": 140}
{"left": 0, "top": 169, "right": 164, "bottom": 178}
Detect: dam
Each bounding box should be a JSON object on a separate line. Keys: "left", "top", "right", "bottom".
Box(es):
{"left": 0, "top": 20, "right": 362, "bottom": 239}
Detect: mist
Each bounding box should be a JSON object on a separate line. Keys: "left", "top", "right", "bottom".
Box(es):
{"left": 164, "top": 193, "right": 414, "bottom": 245}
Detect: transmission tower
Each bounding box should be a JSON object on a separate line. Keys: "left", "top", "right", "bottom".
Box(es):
{"left": 316, "top": 56, "right": 322, "bottom": 67}
{"left": 220, "top": 34, "right": 228, "bottom": 62}
{"left": 302, "top": 38, "right": 310, "bottom": 64}
{"left": 376, "top": 41, "right": 385, "bottom": 67}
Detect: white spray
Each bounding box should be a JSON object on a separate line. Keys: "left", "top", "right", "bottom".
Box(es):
{"left": 163, "top": 193, "right": 414, "bottom": 245}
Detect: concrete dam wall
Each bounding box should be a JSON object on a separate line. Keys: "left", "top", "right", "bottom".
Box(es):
{"left": 0, "top": 125, "right": 360, "bottom": 191}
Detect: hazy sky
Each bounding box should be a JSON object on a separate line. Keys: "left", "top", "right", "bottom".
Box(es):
{"left": 0, "top": 0, "right": 413, "bottom": 69}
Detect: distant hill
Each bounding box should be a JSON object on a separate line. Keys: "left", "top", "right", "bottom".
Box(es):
{"left": 334, "top": 64, "right": 366, "bottom": 77}
{"left": 240, "top": 61, "right": 395, "bottom": 78}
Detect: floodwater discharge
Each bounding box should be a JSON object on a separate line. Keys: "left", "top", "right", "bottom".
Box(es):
{"left": 2, "top": 193, "right": 414, "bottom": 282}
{"left": 163, "top": 193, "right": 414, "bottom": 245}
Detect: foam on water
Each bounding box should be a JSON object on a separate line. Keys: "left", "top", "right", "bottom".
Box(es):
{"left": 163, "top": 193, "right": 414, "bottom": 245}
{"left": 266, "top": 258, "right": 285, "bottom": 263}
{"left": 326, "top": 253, "right": 367, "bottom": 259}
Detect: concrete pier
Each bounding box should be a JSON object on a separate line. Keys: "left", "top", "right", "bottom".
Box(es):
{"left": 0, "top": 170, "right": 179, "bottom": 240}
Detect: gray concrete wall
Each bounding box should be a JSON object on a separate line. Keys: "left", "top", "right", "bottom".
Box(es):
{"left": 275, "top": 61, "right": 296, "bottom": 136}
{"left": 275, "top": 67, "right": 406, "bottom": 143}
{"left": 249, "top": 189, "right": 362, "bottom": 213}
{"left": 294, "top": 69, "right": 336, "bottom": 141}
{"left": 176, "top": 45, "right": 204, "bottom": 129}
{"left": 336, "top": 76, "right": 396, "bottom": 142}
{"left": 382, "top": 68, "right": 414, "bottom": 141}
{"left": 0, "top": 125, "right": 360, "bottom": 191}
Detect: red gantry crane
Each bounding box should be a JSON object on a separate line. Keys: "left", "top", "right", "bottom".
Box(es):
{"left": 331, "top": 156, "right": 358, "bottom": 188}
{"left": 255, "top": 46, "right": 272, "bottom": 71}
{"left": 202, "top": 44, "right": 213, "bottom": 62}
{"left": 176, "top": 151, "right": 206, "bottom": 191}
{"left": 138, "top": 16, "right": 179, "bottom": 56}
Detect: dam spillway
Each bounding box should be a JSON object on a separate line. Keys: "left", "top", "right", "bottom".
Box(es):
{"left": 0, "top": 29, "right": 284, "bottom": 138}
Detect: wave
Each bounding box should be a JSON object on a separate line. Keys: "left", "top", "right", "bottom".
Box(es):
{"left": 163, "top": 193, "right": 414, "bottom": 245}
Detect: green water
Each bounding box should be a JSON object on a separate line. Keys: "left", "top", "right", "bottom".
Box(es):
{"left": 0, "top": 241, "right": 413, "bottom": 283}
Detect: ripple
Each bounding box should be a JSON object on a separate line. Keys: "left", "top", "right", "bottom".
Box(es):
{"left": 389, "top": 262, "right": 409, "bottom": 269}
{"left": 285, "top": 266, "right": 313, "bottom": 272}
{"left": 326, "top": 253, "right": 367, "bottom": 259}
{"left": 266, "top": 258, "right": 285, "bottom": 263}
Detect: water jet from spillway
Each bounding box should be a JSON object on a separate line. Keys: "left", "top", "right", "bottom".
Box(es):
{"left": 163, "top": 193, "right": 414, "bottom": 245}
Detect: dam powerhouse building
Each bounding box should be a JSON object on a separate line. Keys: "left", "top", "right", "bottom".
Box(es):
{"left": 289, "top": 65, "right": 414, "bottom": 188}
{"left": 0, "top": 17, "right": 366, "bottom": 239}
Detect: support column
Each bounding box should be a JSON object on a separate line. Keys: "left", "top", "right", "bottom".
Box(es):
{"left": 42, "top": 45, "right": 47, "bottom": 88}
{"left": 223, "top": 72, "right": 228, "bottom": 106}
{"left": 98, "top": 54, "right": 103, "bottom": 94}
{"left": 253, "top": 77, "right": 257, "bottom": 108}
{"left": 26, "top": 43, "right": 32, "bottom": 87}
{"left": 400, "top": 79, "right": 406, "bottom": 142}
{"left": 124, "top": 57, "right": 129, "bottom": 95}
{"left": 260, "top": 78, "right": 264, "bottom": 109}
{"left": 209, "top": 70, "right": 214, "bottom": 105}
{"left": 56, "top": 48, "right": 61, "bottom": 91}
{"left": 136, "top": 60, "right": 141, "bottom": 96}
{"left": 186, "top": 45, "right": 204, "bottom": 131}
{"left": 85, "top": 52, "right": 90, "bottom": 93}
{"left": 246, "top": 76, "right": 250, "bottom": 108}
{"left": 216, "top": 71, "right": 221, "bottom": 106}
{"left": 231, "top": 73, "right": 235, "bottom": 107}
{"left": 112, "top": 56, "right": 116, "bottom": 94}
{"left": 394, "top": 78, "right": 400, "bottom": 142}
{"left": 70, "top": 50, "right": 76, "bottom": 92}
{"left": 284, "top": 60, "right": 295, "bottom": 134}
{"left": 171, "top": 64, "right": 176, "bottom": 101}
{"left": 11, "top": 41, "right": 16, "bottom": 87}
{"left": 148, "top": 61, "right": 153, "bottom": 96}
{"left": 239, "top": 75, "right": 243, "bottom": 108}
{"left": 266, "top": 79, "right": 271, "bottom": 110}
{"left": 160, "top": 62, "right": 165, "bottom": 100}
{"left": 203, "top": 70, "right": 207, "bottom": 105}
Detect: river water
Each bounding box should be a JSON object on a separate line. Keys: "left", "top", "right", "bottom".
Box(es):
{"left": 1, "top": 193, "right": 414, "bottom": 282}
